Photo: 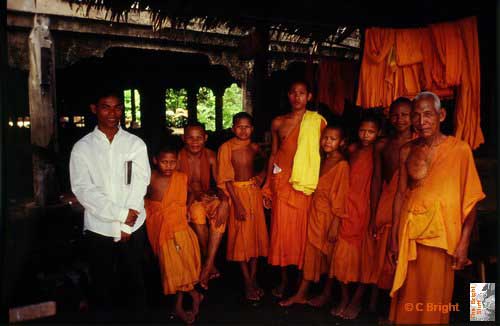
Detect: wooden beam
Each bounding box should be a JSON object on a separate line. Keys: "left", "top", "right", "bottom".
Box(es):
{"left": 335, "top": 27, "right": 356, "bottom": 45}
{"left": 28, "top": 14, "right": 59, "bottom": 206}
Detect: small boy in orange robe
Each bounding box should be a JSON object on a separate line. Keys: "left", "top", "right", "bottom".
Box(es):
{"left": 217, "top": 112, "right": 269, "bottom": 301}
{"left": 178, "top": 122, "right": 230, "bottom": 289}
{"left": 279, "top": 125, "right": 349, "bottom": 307}
{"left": 330, "top": 114, "right": 380, "bottom": 319}
{"left": 145, "top": 146, "right": 203, "bottom": 324}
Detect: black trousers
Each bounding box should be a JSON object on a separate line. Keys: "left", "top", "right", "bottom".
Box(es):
{"left": 85, "top": 224, "right": 147, "bottom": 319}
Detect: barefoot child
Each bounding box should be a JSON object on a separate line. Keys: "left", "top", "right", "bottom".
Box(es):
{"left": 178, "top": 122, "right": 230, "bottom": 289}
{"left": 217, "top": 112, "right": 269, "bottom": 301}
{"left": 330, "top": 115, "right": 380, "bottom": 319}
{"left": 262, "top": 79, "right": 326, "bottom": 298}
{"left": 279, "top": 125, "right": 349, "bottom": 307}
{"left": 145, "top": 146, "right": 204, "bottom": 324}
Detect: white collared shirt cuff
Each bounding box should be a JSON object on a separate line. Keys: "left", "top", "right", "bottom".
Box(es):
{"left": 119, "top": 207, "right": 129, "bottom": 223}
{"left": 121, "top": 223, "right": 132, "bottom": 234}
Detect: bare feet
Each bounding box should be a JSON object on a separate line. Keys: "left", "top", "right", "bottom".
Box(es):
{"left": 340, "top": 302, "right": 362, "bottom": 320}
{"left": 191, "top": 291, "right": 204, "bottom": 316}
{"left": 272, "top": 283, "right": 286, "bottom": 298}
{"left": 209, "top": 266, "right": 221, "bottom": 280}
{"left": 253, "top": 281, "right": 264, "bottom": 298}
{"left": 245, "top": 284, "right": 261, "bottom": 302}
{"left": 279, "top": 294, "right": 308, "bottom": 307}
{"left": 307, "top": 294, "right": 330, "bottom": 307}
{"left": 175, "top": 307, "right": 195, "bottom": 324}
{"left": 330, "top": 298, "right": 349, "bottom": 317}
{"left": 199, "top": 266, "right": 211, "bottom": 290}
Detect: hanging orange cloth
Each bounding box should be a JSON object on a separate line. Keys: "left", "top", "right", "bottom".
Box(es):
{"left": 356, "top": 28, "right": 395, "bottom": 108}
{"left": 263, "top": 118, "right": 325, "bottom": 269}
{"left": 177, "top": 148, "right": 211, "bottom": 192}
{"left": 317, "top": 58, "right": 357, "bottom": 116}
{"left": 303, "top": 160, "right": 350, "bottom": 282}
{"left": 455, "top": 16, "right": 484, "bottom": 150}
{"left": 393, "top": 29, "right": 425, "bottom": 98}
{"left": 145, "top": 171, "right": 201, "bottom": 295}
{"left": 430, "top": 21, "right": 464, "bottom": 88}
{"left": 217, "top": 138, "right": 269, "bottom": 262}
{"left": 389, "top": 137, "right": 485, "bottom": 324}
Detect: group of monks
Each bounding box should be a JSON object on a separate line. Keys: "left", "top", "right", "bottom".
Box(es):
{"left": 143, "top": 79, "right": 485, "bottom": 325}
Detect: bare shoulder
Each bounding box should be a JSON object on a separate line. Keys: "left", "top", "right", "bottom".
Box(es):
{"left": 347, "top": 142, "right": 359, "bottom": 154}
{"left": 271, "top": 115, "right": 286, "bottom": 130}
{"left": 375, "top": 137, "right": 389, "bottom": 152}
{"left": 206, "top": 148, "right": 217, "bottom": 163}
{"left": 399, "top": 140, "right": 415, "bottom": 159}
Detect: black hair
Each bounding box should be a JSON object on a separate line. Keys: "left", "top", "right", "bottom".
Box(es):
{"left": 323, "top": 123, "right": 345, "bottom": 140}
{"left": 155, "top": 144, "right": 178, "bottom": 157}
{"left": 287, "top": 78, "right": 312, "bottom": 93}
{"left": 359, "top": 111, "right": 382, "bottom": 131}
{"left": 184, "top": 121, "right": 206, "bottom": 133}
{"left": 91, "top": 87, "right": 123, "bottom": 105}
{"left": 232, "top": 112, "right": 254, "bottom": 125}
{"left": 389, "top": 97, "right": 412, "bottom": 114}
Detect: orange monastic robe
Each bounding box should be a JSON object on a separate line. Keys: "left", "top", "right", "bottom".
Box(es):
{"left": 217, "top": 138, "right": 269, "bottom": 262}
{"left": 302, "top": 160, "right": 350, "bottom": 282}
{"left": 145, "top": 171, "right": 201, "bottom": 295}
{"left": 263, "top": 120, "right": 325, "bottom": 268}
{"left": 389, "top": 137, "right": 485, "bottom": 324}
{"left": 331, "top": 147, "right": 373, "bottom": 283}
{"left": 371, "top": 171, "right": 399, "bottom": 289}
{"left": 178, "top": 148, "right": 225, "bottom": 233}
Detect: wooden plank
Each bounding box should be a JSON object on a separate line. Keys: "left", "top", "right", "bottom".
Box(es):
{"left": 9, "top": 301, "right": 56, "bottom": 323}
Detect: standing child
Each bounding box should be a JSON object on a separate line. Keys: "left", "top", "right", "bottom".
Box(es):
{"left": 330, "top": 115, "right": 380, "bottom": 319}
{"left": 279, "top": 125, "right": 349, "bottom": 307}
{"left": 178, "top": 122, "right": 230, "bottom": 289}
{"left": 217, "top": 112, "right": 269, "bottom": 301}
{"left": 262, "top": 79, "right": 326, "bottom": 298}
{"left": 145, "top": 146, "right": 204, "bottom": 324}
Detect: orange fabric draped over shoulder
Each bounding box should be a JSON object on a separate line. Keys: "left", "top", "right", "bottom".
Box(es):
{"left": 303, "top": 160, "right": 349, "bottom": 282}
{"left": 145, "top": 171, "right": 201, "bottom": 295}
{"left": 389, "top": 137, "right": 485, "bottom": 324}
{"left": 265, "top": 119, "right": 325, "bottom": 268}
{"left": 217, "top": 138, "right": 269, "bottom": 262}
{"left": 178, "top": 148, "right": 211, "bottom": 192}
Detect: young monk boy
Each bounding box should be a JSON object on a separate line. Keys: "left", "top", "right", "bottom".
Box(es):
{"left": 145, "top": 146, "right": 203, "bottom": 324}
{"left": 279, "top": 125, "right": 349, "bottom": 307}
{"left": 366, "top": 97, "right": 415, "bottom": 317}
{"left": 217, "top": 112, "right": 269, "bottom": 301}
{"left": 178, "top": 122, "right": 230, "bottom": 289}
{"left": 262, "top": 79, "right": 326, "bottom": 298}
{"left": 329, "top": 114, "right": 380, "bottom": 319}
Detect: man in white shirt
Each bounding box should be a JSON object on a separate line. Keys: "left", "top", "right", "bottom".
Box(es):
{"left": 70, "top": 89, "right": 150, "bottom": 319}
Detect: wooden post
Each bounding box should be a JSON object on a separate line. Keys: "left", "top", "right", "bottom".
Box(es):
{"left": 140, "top": 85, "right": 165, "bottom": 151}
{"left": 241, "top": 62, "right": 254, "bottom": 115}
{"left": 187, "top": 86, "right": 199, "bottom": 123}
{"left": 214, "top": 87, "right": 225, "bottom": 131}
{"left": 28, "top": 15, "right": 58, "bottom": 206}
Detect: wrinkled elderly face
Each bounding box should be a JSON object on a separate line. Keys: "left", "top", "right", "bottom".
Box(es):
{"left": 411, "top": 97, "right": 445, "bottom": 138}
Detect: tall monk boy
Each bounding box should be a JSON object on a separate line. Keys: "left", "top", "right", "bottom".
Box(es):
{"left": 217, "top": 112, "right": 269, "bottom": 302}
{"left": 178, "top": 122, "right": 230, "bottom": 289}
{"left": 330, "top": 114, "right": 380, "bottom": 319}
{"left": 279, "top": 125, "right": 349, "bottom": 307}
{"left": 262, "top": 79, "right": 326, "bottom": 298}
{"left": 388, "top": 91, "right": 485, "bottom": 324}
{"left": 367, "top": 97, "right": 415, "bottom": 317}
{"left": 145, "top": 146, "right": 204, "bottom": 324}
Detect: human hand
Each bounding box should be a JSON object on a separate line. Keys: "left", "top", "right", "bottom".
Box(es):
{"left": 120, "top": 231, "right": 131, "bottom": 242}
{"left": 125, "top": 209, "right": 139, "bottom": 226}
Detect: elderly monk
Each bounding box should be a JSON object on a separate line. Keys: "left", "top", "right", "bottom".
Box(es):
{"left": 388, "top": 91, "right": 485, "bottom": 324}
{"left": 262, "top": 79, "right": 326, "bottom": 298}
{"left": 178, "top": 122, "right": 230, "bottom": 289}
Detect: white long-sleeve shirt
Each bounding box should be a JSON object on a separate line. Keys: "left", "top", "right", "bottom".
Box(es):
{"left": 70, "top": 126, "right": 150, "bottom": 241}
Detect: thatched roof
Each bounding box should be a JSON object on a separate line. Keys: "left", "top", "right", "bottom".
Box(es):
{"left": 67, "top": 0, "right": 487, "bottom": 46}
